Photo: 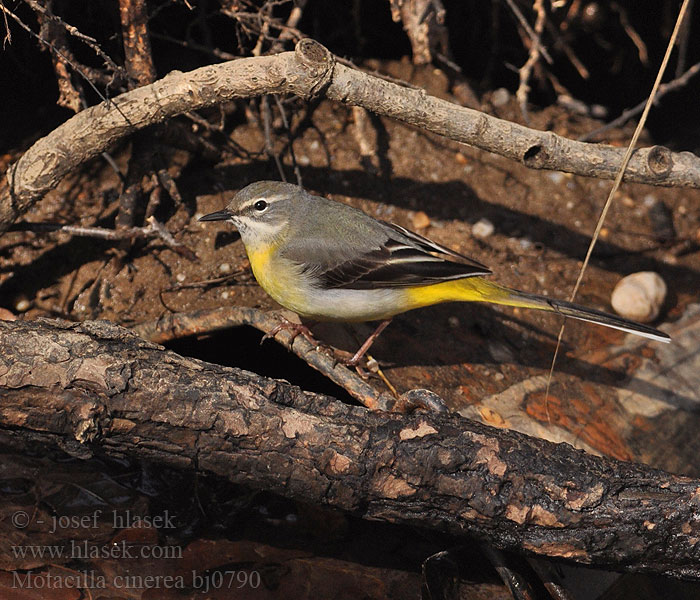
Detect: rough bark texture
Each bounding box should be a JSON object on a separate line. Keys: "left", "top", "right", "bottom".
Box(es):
{"left": 1, "top": 318, "right": 700, "bottom": 579}
{"left": 4, "top": 39, "right": 700, "bottom": 231}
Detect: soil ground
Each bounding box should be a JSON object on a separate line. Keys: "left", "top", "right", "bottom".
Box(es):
{"left": 3, "top": 61, "right": 700, "bottom": 472}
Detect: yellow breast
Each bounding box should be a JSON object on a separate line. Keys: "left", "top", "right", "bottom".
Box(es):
{"left": 245, "top": 244, "right": 312, "bottom": 316}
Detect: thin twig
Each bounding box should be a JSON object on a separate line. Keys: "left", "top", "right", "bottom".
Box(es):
{"left": 612, "top": 2, "right": 648, "bottom": 65}
{"left": 261, "top": 95, "right": 287, "bottom": 181}
{"left": 0, "top": 2, "right": 131, "bottom": 122}
{"left": 675, "top": 0, "right": 694, "bottom": 77}
{"left": 516, "top": 0, "right": 548, "bottom": 121}
{"left": 272, "top": 94, "right": 303, "bottom": 187}
{"left": 502, "top": 0, "right": 553, "bottom": 64}
{"left": 11, "top": 217, "right": 196, "bottom": 260}
{"left": 544, "top": 18, "right": 589, "bottom": 80}
{"left": 23, "top": 0, "right": 124, "bottom": 77}
{"left": 580, "top": 61, "right": 700, "bottom": 142}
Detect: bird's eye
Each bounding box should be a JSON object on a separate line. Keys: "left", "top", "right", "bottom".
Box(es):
{"left": 253, "top": 200, "right": 268, "bottom": 212}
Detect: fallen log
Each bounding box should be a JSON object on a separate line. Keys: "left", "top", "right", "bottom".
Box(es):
{"left": 1, "top": 318, "right": 699, "bottom": 579}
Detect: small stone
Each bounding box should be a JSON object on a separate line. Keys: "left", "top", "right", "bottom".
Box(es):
{"left": 412, "top": 211, "right": 431, "bottom": 229}
{"left": 472, "top": 218, "right": 494, "bottom": 238}
{"left": 297, "top": 155, "right": 310, "bottom": 166}
{"left": 219, "top": 262, "right": 232, "bottom": 274}
{"left": 621, "top": 196, "right": 635, "bottom": 208}
{"left": 448, "top": 316, "right": 460, "bottom": 329}
{"left": 591, "top": 104, "right": 608, "bottom": 119}
{"left": 455, "top": 152, "right": 468, "bottom": 165}
{"left": 221, "top": 290, "right": 230, "bottom": 300}
{"left": 176, "top": 273, "right": 186, "bottom": 283}
{"left": 15, "top": 298, "right": 30, "bottom": 312}
{"left": 491, "top": 88, "right": 510, "bottom": 107}
{"left": 0, "top": 307, "right": 17, "bottom": 321}
{"left": 546, "top": 172, "right": 564, "bottom": 185}
{"left": 611, "top": 272, "right": 667, "bottom": 323}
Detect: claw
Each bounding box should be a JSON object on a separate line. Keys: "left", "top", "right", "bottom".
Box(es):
{"left": 261, "top": 317, "right": 319, "bottom": 349}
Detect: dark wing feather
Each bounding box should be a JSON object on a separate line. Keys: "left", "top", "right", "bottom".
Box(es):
{"left": 384, "top": 222, "right": 490, "bottom": 270}
{"left": 317, "top": 223, "right": 492, "bottom": 290}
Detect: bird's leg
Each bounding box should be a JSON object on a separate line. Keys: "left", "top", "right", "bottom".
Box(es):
{"left": 261, "top": 317, "right": 319, "bottom": 348}
{"left": 343, "top": 319, "right": 393, "bottom": 367}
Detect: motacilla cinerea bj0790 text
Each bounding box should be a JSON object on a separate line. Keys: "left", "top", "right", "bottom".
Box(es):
{"left": 200, "top": 181, "right": 670, "bottom": 365}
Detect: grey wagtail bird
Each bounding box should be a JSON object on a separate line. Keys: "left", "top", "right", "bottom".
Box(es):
{"left": 200, "top": 181, "right": 670, "bottom": 365}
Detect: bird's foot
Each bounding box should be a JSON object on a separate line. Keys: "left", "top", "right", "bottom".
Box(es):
{"left": 261, "top": 317, "right": 320, "bottom": 349}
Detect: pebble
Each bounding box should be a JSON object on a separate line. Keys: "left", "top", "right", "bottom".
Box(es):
{"left": 546, "top": 172, "right": 564, "bottom": 185}
{"left": 472, "top": 218, "right": 494, "bottom": 238}
{"left": 491, "top": 88, "right": 510, "bottom": 107}
{"left": 176, "top": 273, "right": 186, "bottom": 283}
{"left": 15, "top": 298, "right": 30, "bottom": 312}
{"left": 219, "top": 262, "right": 232, "bottom": 274}
{"left": 448, "top": 316, "right": 460, "bottom": 329}
{"left": 412, "top": 211, "right": 431, "bottom": 229}
{"left": 611, "top": 272, "right": 667, "bottom": 323}
{"left": 297, "top": 155, "right": 310, "bottom": 166}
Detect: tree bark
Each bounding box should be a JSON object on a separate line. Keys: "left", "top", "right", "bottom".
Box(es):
{"left": 4, "top": 39, "right": 700, "bottom": 232}
{"left": 1, "top": 318, "right": 700, "bottom": 579}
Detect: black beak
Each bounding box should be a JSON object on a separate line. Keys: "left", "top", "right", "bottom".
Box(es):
{"left": 199, "top": 209, "right": 233, "bottom": 222}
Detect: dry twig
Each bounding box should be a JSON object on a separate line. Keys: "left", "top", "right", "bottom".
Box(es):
{"left": 515, "top": 0, "right": 548, "bottom": 121}
{"left": 580, "top": 61, "right": 700, "bottom": 142}
{"left": 5, "top": 38, "right": 700, "bottom": 233}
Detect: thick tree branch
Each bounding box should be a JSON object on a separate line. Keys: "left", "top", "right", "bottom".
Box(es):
{"left": 3, "top": 39, "right": 700, "bottom": 232}
{"left": 1, "top": 318, "right": 700, "bottom": 579}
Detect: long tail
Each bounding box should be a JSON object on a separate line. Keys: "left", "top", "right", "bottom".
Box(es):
{"left": 459, "top": 279, "right": 670, "bottom": 343}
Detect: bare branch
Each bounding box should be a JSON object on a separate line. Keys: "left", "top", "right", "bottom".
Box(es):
{"left": 4, "top": 39, "right": 700, "bottom": 233}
